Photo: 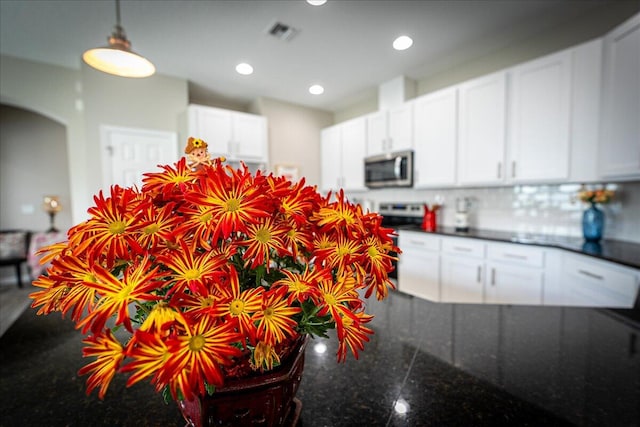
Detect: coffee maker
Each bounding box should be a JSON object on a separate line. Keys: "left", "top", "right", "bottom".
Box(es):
{"left": 455, "top": 197, "right": 470, "bottom": 232}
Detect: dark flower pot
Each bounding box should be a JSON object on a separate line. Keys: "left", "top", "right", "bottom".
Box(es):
{"left": 178, "top": 336, "right": 308, "bottom": 427}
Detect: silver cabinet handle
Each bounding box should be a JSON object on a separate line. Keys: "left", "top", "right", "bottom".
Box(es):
{"left": 512, "top": 161, "right": 516, "bottom": 178}
{"left": 504, "top": 253, "right": 527, "bottom": 260}
{"left": 409, "top": 240, "right": 425, "bottom": 246}
{"left": 477, "top": 266, "right": 482, "bottom": 283}
{"left": 453, "top": 246, "right": 472, "bottom": 252}
{"left": 491, "top": 268, "right": 495, "bottom": 286}
{"left": 578, "top": 269, "right": 604, "bottom": 281}
{"left": 497, "top": 162, "right": 502, "bottom": 179}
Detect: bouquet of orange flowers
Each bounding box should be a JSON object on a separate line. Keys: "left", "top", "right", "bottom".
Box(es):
{"left": 29, "top": 139, "right": 398, "bottom": 402}
{"left": 577, "top": 188, "right": 615, "bottom": 205}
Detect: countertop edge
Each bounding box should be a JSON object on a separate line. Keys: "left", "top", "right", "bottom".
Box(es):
{"left": 396, "top": 225, "right": 640, "bottom": 270}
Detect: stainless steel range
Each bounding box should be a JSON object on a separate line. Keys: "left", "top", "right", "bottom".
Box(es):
{"left": 378, "top": 202, "right": 424, "bottom": 279}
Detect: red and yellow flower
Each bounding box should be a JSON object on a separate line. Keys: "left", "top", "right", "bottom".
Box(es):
{"left": 29, "top": 139, "right": 399, "bottom": 401}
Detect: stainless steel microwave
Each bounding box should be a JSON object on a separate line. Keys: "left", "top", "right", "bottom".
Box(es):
{"left": 364, "top": 150, "right": 414, "bottom": 188}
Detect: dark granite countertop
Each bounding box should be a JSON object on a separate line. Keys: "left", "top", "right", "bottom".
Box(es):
{"left": 2, "top": 285, "right": 639, "bottom": 426}
{"left": 397, "top": 225, "right": 640, "bottom": 269}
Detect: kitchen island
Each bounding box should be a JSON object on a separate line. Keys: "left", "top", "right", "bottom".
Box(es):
{"left": 397, "top": 225, "right": 640, "bottom": 269}
{"left": 397, "top": 226, "right": 640, "bottom": 309}
{"left": 1, "top": 287, "right": 638, "bottom": 426}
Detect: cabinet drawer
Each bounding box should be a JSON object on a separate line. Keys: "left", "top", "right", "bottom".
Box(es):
{"left": 564, "top": 255, "right": 639, "bottom": 304}
{"left": 487, "top": 243, "right": 545, "bottom": 267}
{"left": 442, "top": 237, "right": 485, "bottom": 258}
{"left": 398, "top": 231, "right": 440, "bottom": 252}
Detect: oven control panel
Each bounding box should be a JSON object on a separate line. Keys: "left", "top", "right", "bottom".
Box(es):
{"left": 378, "top": 202, "right": 424, "bottom": 218}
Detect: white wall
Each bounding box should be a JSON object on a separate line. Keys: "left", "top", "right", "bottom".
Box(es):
{"left": 0, "top": 55, "right": 88, "bottom": 224}
{"left": 250, "top": 97, "right": 333, "bottom": 187}
{"left": 81, "top": 63, "right": 188, "bottom": 195}
{"left": 0, "top": 105, "right": 72, "bottom": 232}
{"left": 0, "top": 55, "right": 189, "bottom": 223}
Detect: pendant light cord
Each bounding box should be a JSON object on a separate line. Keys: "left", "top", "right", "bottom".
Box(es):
{"left": 115, "top": 0, "right": 121, "bottom": 27}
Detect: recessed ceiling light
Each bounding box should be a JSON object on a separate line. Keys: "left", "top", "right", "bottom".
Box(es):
{"left": 235, "top": 63, "right": 254, "bottom": 75}
{"left": 307, "top": 0, "right": 327, "bottom": 5}
{"left": 393, "top": 35, "right": 413, "bottom": 51}
{"left": 309, "top": 84, "right": 324, "bottom": 95}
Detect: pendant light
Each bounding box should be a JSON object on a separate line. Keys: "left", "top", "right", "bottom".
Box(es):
{"left": 82, "top": 0, "right": 155, "bottom": 78}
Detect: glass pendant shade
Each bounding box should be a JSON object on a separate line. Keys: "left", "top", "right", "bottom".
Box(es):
{"left": 83, "top": 45, "right": 155, "bottom": 78}
{"left": 82, "top": 1, "right": 155, "bottom": 78}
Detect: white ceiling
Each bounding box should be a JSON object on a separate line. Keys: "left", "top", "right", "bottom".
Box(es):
{"left": 0, "top": 1, "right": 635, "bottom": 112}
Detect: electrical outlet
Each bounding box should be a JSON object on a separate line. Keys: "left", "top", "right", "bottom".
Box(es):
{"left": 20, "top": 204, "right": 35, "bottom": 214}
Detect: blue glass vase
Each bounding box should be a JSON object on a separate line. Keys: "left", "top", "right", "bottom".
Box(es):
{"left": 582, "top": 203, "right": 604, "bottom": 242}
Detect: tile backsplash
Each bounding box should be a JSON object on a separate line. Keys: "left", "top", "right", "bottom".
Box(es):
{"left": 351, "top": 181, "right": 640, "bottom": 244}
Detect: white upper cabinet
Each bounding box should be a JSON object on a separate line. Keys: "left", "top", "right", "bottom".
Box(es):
{"left": 457, "top": 71, "right": 507, "bottom": 185}
{"left": 568, "top": 38, "right": 603, "bottom": 183}
{"left": 413, "top": 87, "right": 458, "bottom": 187}
{"left": 507, "top": 50, "right": 572, "bottom": 182}
{"left": 366, "top": 104, "right": 413, "bottom": 156}
{"left": 320, "top": 117, "right": 367, "bottom": 193}
{"left": 182, "top": 104, "right": 268, "bottom": 165}
{"left": 232, "top": 112, "right": 268, "bottom": 161}
{"left": 320, "top": 125, "right": 342, "bottom": 193}
{"left": 599, "top": 13, "right": 640, "bottom": 179}
{"left": 340, "top": 117, "right": 368, "bottom": 191}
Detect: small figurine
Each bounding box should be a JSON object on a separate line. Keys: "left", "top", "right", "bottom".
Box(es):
{"left": 184, "top": 137, "right": 212, "bottom": 170}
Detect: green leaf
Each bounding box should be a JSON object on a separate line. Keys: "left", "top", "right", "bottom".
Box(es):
{"left": 205, "top": 382, "right": 216, "bottom": 396}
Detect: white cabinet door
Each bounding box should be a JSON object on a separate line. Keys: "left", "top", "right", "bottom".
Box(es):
{"left": 599, "top": 13, "right": 640, "bottom": 179}
{"left": 485, "top": 242, "right": 545, "bottom": 305}
{"left": 366, "top": 104, "right": 413, "bottom": 156}
{"left": 320, "top": 126, "right": 342, "bottom": 193}
{"left": 189, "top": 106, "right": 232, "bottom": 155}
{"left": 320, "top": 118, "right": 367, "bottom": 193}
{"left": 508, "top": 50, "right": 571, "bottom": 182}
{"left": 397, "top": 231, "right": 440, "bottom": 301}
{"left": 413, "top": 87, "right": 457, "bottom": 187}
{"left": 560, "top": 253, "right": 639, "bottom": 308}
{"left": 458, "top": 71, "right": 507, "bottom": 185}
{"left": 184, "top": 105, "right": 268, "bottom": 164}
{"left": 485, "top": 261, "right": 544, "bottom": 305}
{"left": 569, "top": 39, "right": 603, "bottom": 183}
{"left": 388, "top": 103, "right": 413, "bottom": 152}
{"left": 339, "top": 117, "right": 367, "bottom": 191}
{"left": 441, "top": 255, "right": 484, "bottom": 303}
{"left": 232, "top": 113, "right": 267, "bottom": 161}
{"left": 366, "top": 111, "right": 388, "bottom": 156}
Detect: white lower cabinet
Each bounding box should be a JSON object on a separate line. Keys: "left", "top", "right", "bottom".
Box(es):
{"left": 441, "top": 237, "right": 486, "bottom": 303}
{"left": 441, "top": 255, "right": 484, "bottom": 303}
{"left": 558, "top": 253, "right": 639, "bottom": 308}
{"left": 485, "top": 243, "right": 545, "bottom": 305}
{"left": 397, "top": 231, "right": 440, "bottom": 301}
{"left": 397, "top": 231, "right": 639, "bottom": 308}
{"left": 485, "top": 261, "right": 544, "bottom": 305}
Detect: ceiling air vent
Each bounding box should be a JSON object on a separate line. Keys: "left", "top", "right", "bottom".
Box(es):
{"left": 266, "top": 21, "right": 298, "bottom": 41}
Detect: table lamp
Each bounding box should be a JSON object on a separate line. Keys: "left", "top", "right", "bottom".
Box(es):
{"left": 43, "top": 196, "right": 62, "bottom": 233}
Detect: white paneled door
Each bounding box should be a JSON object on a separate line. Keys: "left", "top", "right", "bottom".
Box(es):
{"left": 101, "top": 126, "right": 178, "bottom": 190}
